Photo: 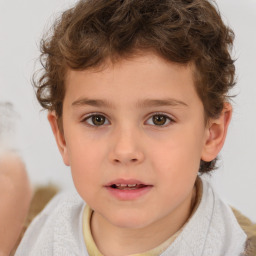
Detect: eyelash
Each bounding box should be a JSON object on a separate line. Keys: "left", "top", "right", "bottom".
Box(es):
{"left": 81, "top": 112, "right": 175, "bottom": 127}
{"left": 82, "top": 113, "right": 110, "bottom": 127}
{"left": 146, "top": 112, "right": 175, "bottom": 126}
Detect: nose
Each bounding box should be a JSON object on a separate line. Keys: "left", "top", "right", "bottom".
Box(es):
{"left": 109, "top": 126, "right": 145, "bottom": 165}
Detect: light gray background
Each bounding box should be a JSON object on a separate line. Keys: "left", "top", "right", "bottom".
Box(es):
{"left": 0, "top": 0, "right": 255, "bottom": 222}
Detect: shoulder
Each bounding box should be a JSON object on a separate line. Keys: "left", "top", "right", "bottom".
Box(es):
{"left": 200, "top": 178, "right": 246, "bottom": 236}
{"left": 201, "top": 178, "right": 256, "bottom": 255}
{"left": 40, "top": 189, "right": 85, "bottom": 216}
{"left": 186, "top": 178, "right": 246, "bottom": 255}
{"left": 15, "top": 190, "right": 88, "bottom": 256}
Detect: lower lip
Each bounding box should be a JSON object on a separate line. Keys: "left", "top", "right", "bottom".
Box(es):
{"left": 106, "top": 186, "right": 153, "bottom": 200}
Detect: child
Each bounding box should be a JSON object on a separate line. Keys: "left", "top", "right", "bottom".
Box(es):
{"left": 15, "top": 0, "right": 255, "bottom": 255}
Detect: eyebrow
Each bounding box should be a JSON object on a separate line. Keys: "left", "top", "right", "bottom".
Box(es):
{"left": 72, "top": 98, "right": 188, "bottom": 108}
{"left": 136, "top": 98, "right": 188, "bottom": 108}
{"left": 72, "top": 98, "right": 115, "bottom": 108}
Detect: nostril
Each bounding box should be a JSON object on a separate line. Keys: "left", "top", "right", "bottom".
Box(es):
{"left": 113, "top": 158, "right": 137, "bottom": 164}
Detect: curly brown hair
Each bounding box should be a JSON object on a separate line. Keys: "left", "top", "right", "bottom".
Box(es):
{"left": 34, "top": 0, "right": 235, "bottom": 173}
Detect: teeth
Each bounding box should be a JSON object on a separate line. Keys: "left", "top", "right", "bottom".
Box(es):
{"left": 128, "top": 184, "right": 137, "bottom": 187}
{"left": 114, "top": 184, "right": 138, "bottom": 188}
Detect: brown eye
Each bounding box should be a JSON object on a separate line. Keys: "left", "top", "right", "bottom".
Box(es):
{"left": 145, "top": 113, "right": 173, "bottom": 127}
{"left": 152, "top": 115, "right": 167, "bottom": 126}
{"left": 84, "top": 114, "right": 109, "bottom": 126}
{"left": 92, "top": 115, "right": 106, "bottom": 126}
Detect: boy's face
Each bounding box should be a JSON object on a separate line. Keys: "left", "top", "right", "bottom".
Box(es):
{"left": 50, "top": 53, "right": 220, "bottom": 231}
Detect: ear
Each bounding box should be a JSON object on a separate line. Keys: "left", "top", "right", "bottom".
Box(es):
{"left": 201, "top": 102, "right": 232, "bottom": 162}
{"left": 47, "top": 112, "right": 70, "bottom": 166}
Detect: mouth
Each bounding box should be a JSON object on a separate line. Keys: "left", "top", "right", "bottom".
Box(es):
{"left": 105, "top": 179, "right": 153, "bottom": 200}
{"left": 109, "top": 183, "right": 149, "bottom": 190}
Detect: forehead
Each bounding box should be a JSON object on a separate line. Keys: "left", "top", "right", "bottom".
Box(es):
{"left": 64, "top": 53, "right": 200, "bottom": 108}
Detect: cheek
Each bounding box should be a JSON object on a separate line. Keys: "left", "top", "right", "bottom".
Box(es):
{"left": 151, "top": 135, "right": 202, "bottom": 169}
{"left": 65, "top": 137, "right": 106, "bottom": 194}
{"left": 148, "top": 136, "right": 201, "bottom": 208}
{"left": 148, "top": 128, "right": 204, "bottom": 183}
{"left": 66, "top": 130, "right": 106, "bottom": 166}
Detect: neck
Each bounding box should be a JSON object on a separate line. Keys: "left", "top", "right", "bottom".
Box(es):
{"left": 91, "top": 186, "right": 196, "bottom": 256}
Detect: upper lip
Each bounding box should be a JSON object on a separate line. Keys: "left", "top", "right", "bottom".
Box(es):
{"left": 105, "top": 179, "right": 151, "bottom": 187}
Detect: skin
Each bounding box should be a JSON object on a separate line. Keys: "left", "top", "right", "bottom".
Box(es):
{"left": 48, "top": 53, "right": 232, "bottom": 256}
{"left": 0, "top": 152, "right": 32, "bottom": 256}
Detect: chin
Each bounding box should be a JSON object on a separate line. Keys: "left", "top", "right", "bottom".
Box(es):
{"left": 108, "top": 211, "right": 153, "bottom": 230}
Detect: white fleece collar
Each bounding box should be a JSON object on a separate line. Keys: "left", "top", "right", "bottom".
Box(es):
{"left": 160, "top": 178, "right": 247, "bottom": 256}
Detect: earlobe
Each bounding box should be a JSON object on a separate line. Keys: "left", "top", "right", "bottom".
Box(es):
{"left": 201, "top": 102, "right": 232, "bottom": 162}
{"left": 47, "top": 112, "right": 70, "bottom": 166}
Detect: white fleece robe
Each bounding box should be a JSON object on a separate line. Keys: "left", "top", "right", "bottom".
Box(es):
{"left": 15, "top": 179, "right": 247, "bottom": 256}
